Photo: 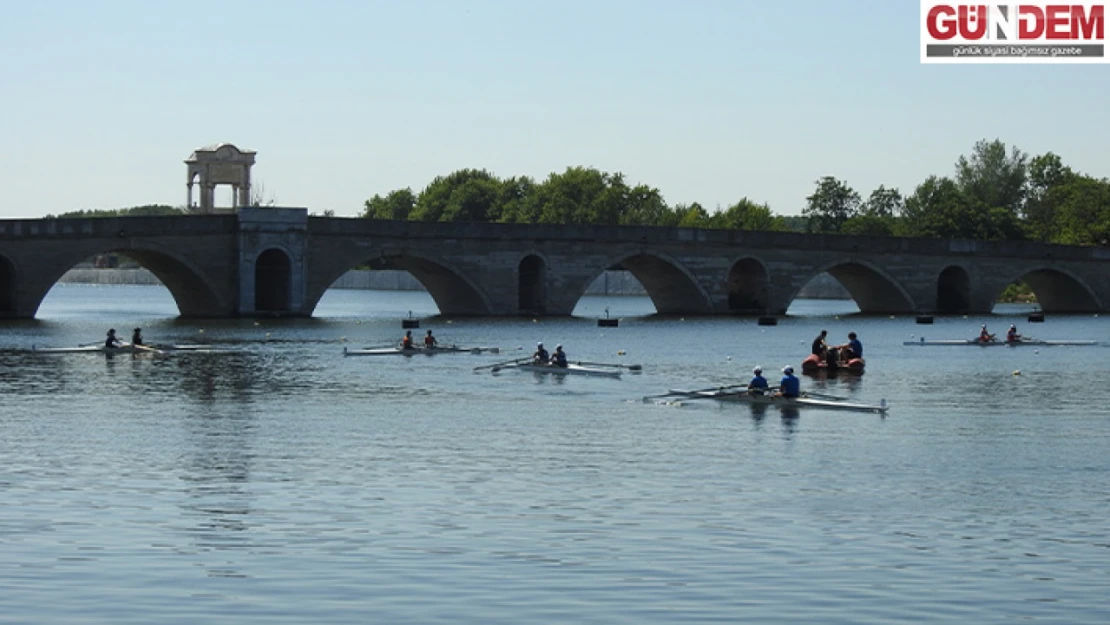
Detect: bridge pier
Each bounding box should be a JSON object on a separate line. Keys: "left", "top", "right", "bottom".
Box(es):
{"left": 237, "top": 208, "right": 309, "bottom": 316}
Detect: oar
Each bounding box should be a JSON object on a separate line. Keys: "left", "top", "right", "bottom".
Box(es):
{"left": 473, "top": 357, "right": 530, "bottom": 372}
{"left": 574, "top": 360, "right": 642, "bottom": 371}
{"left": 642, "top": 384, "right": 750, "bottom": 401}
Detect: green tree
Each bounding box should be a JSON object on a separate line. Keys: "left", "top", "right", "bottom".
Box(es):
{"left": 362, "top": 188, "right": 416, "bottom": 220}
{"left": 529, "top": 167, "right": 621, "bottom": 225}
{"left": 803, "top": 176, "right": 860, "bottom": 233}
{"left": 621, "top": 184, "right": 673, "bottom": 226}
{"left": 410, "top": 169, "right": 500, "bottom": 222}
{"left": 674, "top": 203, "right": 711, "bottom": 228}
{"left": 495, "top": 176, "right": 538, "bottom": 223}
{"left": 860, "top": 185, "right": 903, "bottom": 218}
{"left": 49, "top": 204, "right": 187, "bottom": 218}
{"left": 901, "top": 176, "right": 980, "bottom": 238}
{"left": 902, "top": 175, "right": 1023, "bottom": 241}
{"left": 1023, "top": 152, "right": 1076, "bottom": 242}
{"left": 712, "top": 198, "right": 781, "bottom": 231}
{"left": 841, "top": 214, "right": 896, "bottom": 236}
{"left": 1053, "top": 176, "right": 1110, "bottom": 246}
{"left": 955, "top": 139, "right": 1028, "bottom": 214}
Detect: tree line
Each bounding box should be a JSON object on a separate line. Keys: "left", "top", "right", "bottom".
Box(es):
{"left": 363, "top": 139, "right": 1110, "bottom": 246}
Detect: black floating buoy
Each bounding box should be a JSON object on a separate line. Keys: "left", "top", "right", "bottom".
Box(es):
{"left": 916, "top": 315, "right": 934, "bottom": 324}
{"left": 757, "top": 316, "right": 778, "bottom": 326}
{"left": 1028, "top": 313, "right": 1045, "bottom": 323}
{"left": 597, "top": 318, "right": 619, "bottom": 327}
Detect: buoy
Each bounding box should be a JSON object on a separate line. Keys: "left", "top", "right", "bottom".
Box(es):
{"left": 617, "top": 350, "right": 625, "bottom": 355}
{"left": 1012, "top": 370, "right": 1021, "bottom": 376}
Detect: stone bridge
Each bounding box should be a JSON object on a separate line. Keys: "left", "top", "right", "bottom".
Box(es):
{"left": 1, "top": 208, "right": 1108, "bottom": 319}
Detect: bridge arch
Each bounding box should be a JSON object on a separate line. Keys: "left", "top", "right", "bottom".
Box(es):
{"left": 937, "top": 265, "right": 971, "bottom": 313}
{"left": 29, "top": 245, "right": 230, "bottom": 318}
{"left": 795, "top": 259, "right": 916, "bottom": 314}
{"left": 255, "top": 248, "right": 293, "bottom": 312}
{"left": 0, "top": 254, "right": 16, "bottom": 315}
{"left": 1000, "top": 267, "right": 1101, "bottom": 313}
{"left": 518, "top": 252, "right": 547, "bottom": 315}
{"left": 588, "top": 251, "right": 712, "bottom": 315}
{"left": 727, "top": 257, "right": 769, "bottom": 314}
{"left": 310, "top": 248, "right": 493, "bottom": 316}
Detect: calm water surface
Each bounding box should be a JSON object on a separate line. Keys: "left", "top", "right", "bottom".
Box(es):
{"left": 2, "top": 285, "right": 1109, "bottom": 624}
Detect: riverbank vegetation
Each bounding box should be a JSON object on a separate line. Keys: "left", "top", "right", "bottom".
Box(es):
{"left": 362, "top": 139, "right": 1110, "bottom": 248}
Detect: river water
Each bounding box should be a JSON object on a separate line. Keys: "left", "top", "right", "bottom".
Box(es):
{"left": 2, "top": 284, "right": 1109, "bottom": 624}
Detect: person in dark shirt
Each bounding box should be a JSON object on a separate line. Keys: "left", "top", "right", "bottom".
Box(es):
{"left": 131, "top": 328, "right": 144, "bottom": 346}
{"left": 811, "top": 329, "right": 828, "bottom": 357}
{"left": 551, "top": 345, "right": 568, "bottom": 367}
{"left": 105, "top": 328, "right": 122, "bottom": 349}
{"left": 533, "top": 342, "right": 550, "bottom": 364}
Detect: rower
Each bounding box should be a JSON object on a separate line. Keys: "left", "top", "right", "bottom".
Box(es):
{"left": 748, "top": 366, "right": 769, "bottom": 395}
{"left": 979, "top": 325, "right": 995, "bottom": 343}
{"left": 424, "top": 329, "right": 437, "bottom": 348}
{"left": 533, "top": 342, "right": 550, "bottom": 364}
{"left": 401, "top": 330, "right": 415, "bottom": 350}
{"left": 105, "top": 328, "right": 122, "bottom": 349}
{"left": 1006, "top": 324, "right": 1021, "bottom": 343}
{"left": 776, "top": 366, "right": 800, "bottom": 398}
{"left": 131, "top": 327, "right": 144, "bottom": 346}
{"left": 551, "top": 344, "right": 568, "bottom": 368}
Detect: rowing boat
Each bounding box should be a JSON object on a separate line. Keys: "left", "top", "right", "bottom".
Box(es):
{"left": 343, "top": 345, "right": 499, "bottom": 357}
{"left": 669, "top": 389, "right": 888, "bottom": 414}
{"left": 30, "top": 343, "right": 223, "bottom": 354}
{"left": 499, "top": 362, "right": 622, "bottom": 377}
{"left": 902, "top": 337, "right": 1099, "bottom": 346}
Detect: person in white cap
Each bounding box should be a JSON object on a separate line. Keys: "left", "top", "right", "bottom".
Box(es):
{"left": 551, "top": 344, "right": 568, "bottom": 368}
{"left": 775, "top": 365, "right": 800, "bottom": 398}
{"left": 532, "top": 342, "right": 550, "bottom": 364}
{"left": 978, "top": 324, "right": 995, "bottom": 343}
{"left": 1006, "top": 324, "right": 1022, "bottom": 343}
{"left": 748, "top": 366, "right": 769, "bottom": 395}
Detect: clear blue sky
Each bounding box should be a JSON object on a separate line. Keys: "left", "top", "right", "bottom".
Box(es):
{"left": 2, "top": 0, "right": 1107, "bottom": 218}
